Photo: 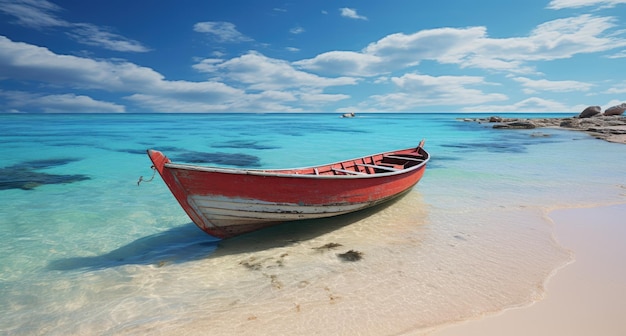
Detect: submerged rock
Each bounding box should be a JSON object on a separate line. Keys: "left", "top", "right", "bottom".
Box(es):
{"left": 493, "top": 121, "right": 536, "bottom": 129}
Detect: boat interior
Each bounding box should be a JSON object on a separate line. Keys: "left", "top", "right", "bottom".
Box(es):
{"left": 278, "top": 151, "right": 427, "bottom": 176}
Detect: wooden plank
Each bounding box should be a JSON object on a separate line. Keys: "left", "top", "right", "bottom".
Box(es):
{"left": 332, "top": 168, "right": 366, "bottom": 175}
{"left": 356, "top": 163, "right": 399, "bottom": 172}
{"left": 384, "top": 155, "right": 424, "bottom": 162}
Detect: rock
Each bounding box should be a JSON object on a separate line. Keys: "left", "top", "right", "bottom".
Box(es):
{"left": 493, "top": 121, "right": 536, "bottom": 129}
{"left": 604, "top": 103, "right": 626, "bottom": 116}
{"left": 341, "top": 113, "right": 355, "bottom": 118}
{"left": 559, "top": 119, "right": 579, "bottom": 128}
{"left": 489, "top": 116, "right": 502, "bottom": 122}
{"left": 460, "top": 114, "right": 626, "bottom": 144}
{"left": 579, "top": 106, "right": 602, "bottom": 118}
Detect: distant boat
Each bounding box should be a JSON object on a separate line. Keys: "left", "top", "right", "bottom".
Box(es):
{"left": 147, "top": 141, "right": 429, "bottom": 239}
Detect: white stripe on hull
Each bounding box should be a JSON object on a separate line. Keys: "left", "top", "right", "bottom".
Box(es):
{"left": 188, "top": 195, "right": 373, "bottom": 227}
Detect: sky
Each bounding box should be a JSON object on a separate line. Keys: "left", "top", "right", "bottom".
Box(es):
{"left": 1, "top": 0, "right": 626, "bottom": 113}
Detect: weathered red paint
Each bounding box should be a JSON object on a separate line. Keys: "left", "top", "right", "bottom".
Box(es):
{"left": 147, "top": 144, "right": 429, "bottom": 239}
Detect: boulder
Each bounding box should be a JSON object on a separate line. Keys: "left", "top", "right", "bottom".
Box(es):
{"left": 579, "top": 106, "right": 602, "bottom": 118}
{"left": 341, "top": 113, "right": 355, "bottom": 118}
{"left": 604, "top": 103, "right": 626, "bottom": 116}
{"left": 489, "top": 116, "right": 502, "bottom": 122}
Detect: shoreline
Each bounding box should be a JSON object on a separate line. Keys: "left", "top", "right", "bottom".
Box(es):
{"left": 431, "top": 203, "right": 626, "bottom": 336}
{"left": 460, "top": 115, "right": 626, "bottom": 144}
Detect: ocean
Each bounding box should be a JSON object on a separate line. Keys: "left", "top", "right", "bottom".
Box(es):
{"left": 1, "top": 113, "right": 624, "bottom": 335}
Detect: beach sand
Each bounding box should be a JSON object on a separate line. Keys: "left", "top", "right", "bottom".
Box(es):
{"left": 432, "top": 203, "right": 626, "bottom": 336}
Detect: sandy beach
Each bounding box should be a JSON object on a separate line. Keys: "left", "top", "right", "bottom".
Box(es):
{"left": 432, "top": 203, "right": 626, "bottom": 336}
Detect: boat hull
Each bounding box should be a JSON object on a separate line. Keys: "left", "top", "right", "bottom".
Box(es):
{"left": 148, "top": 146, "right": 428, "bottom": 238}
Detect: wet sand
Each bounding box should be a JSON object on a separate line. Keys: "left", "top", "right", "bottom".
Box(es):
{"left": 432, "top": 203, "right": 626, "bottom": 336}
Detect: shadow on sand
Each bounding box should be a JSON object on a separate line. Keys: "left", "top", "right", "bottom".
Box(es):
{"left": 48, "top": 197, "right": 407, "bottom": 271}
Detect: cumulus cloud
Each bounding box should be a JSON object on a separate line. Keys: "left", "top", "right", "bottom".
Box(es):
{"left": 0, "top": 35, "right": 355, "bottom": 112}
{"left": 339, "top": 73, "right": 507, "bottom": 112}
{"left": 0, "top": 91, "right": 125, "bottom": 113}
{"left": 339, "top": 8, "right": 367, "bottom": 20}
{"left": 513, "top": 77, "right": 594, "bottom": 94}
{"left": 193, "top": 51, "right": 358, "bottom": 91}
{"left": 463, "top": 97, "right": 572, "bottom": 112}
{"left": 547, "top": 0, "right": 626, "bottom": 9}
{"left": 0, "top": 36, "right": 160, "bottom": 90}
{"left": 296, "top": 15, "right": 626, "bottom": 77}
{"left": 0, "top": 35, "right": 247, "bottom": 111}
{"left": 0, "top": 0, "right": 149, "bottom": 52}
{"left": 193, "top": 22, "right": 252, "bottom": 43}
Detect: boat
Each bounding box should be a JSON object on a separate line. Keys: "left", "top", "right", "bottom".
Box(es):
{"left": 146, "top": 141, "right": 429, "bottom": 239}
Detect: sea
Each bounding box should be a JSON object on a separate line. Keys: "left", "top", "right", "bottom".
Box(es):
{"left": 1, "top": 113, "right": 624, "bottom": 335}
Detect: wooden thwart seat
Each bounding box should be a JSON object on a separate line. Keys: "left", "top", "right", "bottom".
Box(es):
{"left": 332, "top": 168, "right": 366, "bottom": 175}
{"left": 356, "top": 163, "right": 399, "bottom": 172}
{"left": 383, "top": 155, "right": 424, "bottom": 162}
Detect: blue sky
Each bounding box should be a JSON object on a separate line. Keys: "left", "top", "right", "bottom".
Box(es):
{"left": 1, "top": 0, "right": 625, "bottom": 113}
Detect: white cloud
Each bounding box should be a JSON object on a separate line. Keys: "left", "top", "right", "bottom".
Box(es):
{"left": 193, "top": 51, "right": 358, "bottom": 90}
{"left": 463, "top": 97, "right": 572, "bottom": 112}
{"left": 0, "top": 0, "right": 149, "bottom": 52}
{"left": 547, "top": 0, "right": 626, "bottom": 9}
{"left": 296, "top": 15, "right": 626, "bottom": 77}
{"left": 290, "top": 26, "right": 305, "bottom": 34}
{"left": 67, "top": 23, "right": 150, "bottom": 53}
{"left": 605, "top": 81, "right": 626, "bottom": 94}
{"left": 0, "top": 36, "right": 355, "bottom": 112}
{"left": 0, "top": 0, "right": 67, "bottom": 29}
{"left": 606, "top": 49, "right": 626, "bottom": 58}
{"left": 341, "top": 73, "right": 507, "bottom": 112}
{"left": 0, "top": 36, "right": 249, "bottom": 111}
{"left": 0, "top": 36, "right": 160, "bottom": 90}
{"left": 513, "top": 77, "right": 594, "bottom": 94}
{"left": 0, "top": 91, "right": 125, "bottom": 113}
{"left": 193, "top": 22, "right": 252, "bottom": 43}
{"left": 0, "top": 36, "right": 242, "bottom": 97}
{"left": 339, "top": 8, "right": 367, "bottom": 20}
{"left": 294, "top": 51, "right": 384, "bottom": 77}
{"left": 126, "top": 90, "right": 308, "bottom": 113}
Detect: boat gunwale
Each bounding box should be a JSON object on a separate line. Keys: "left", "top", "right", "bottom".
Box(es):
{"left": 161, "top": 147, "right": 430, "bottom": 179}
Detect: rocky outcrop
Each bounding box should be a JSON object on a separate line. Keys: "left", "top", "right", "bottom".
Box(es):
{"left": 604, "top": 103, "right": 626, "bottom": 116}
{"left": 460, "top": 114, "right": 626, "bottom": 144}
{"left": 579, "top": 106, "right": 602, "bottom": 118}
{"left": 492, "top": 121, "right": 536, "bottom": 129}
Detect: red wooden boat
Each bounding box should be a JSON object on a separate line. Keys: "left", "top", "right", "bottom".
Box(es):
{"left": 147, "top": 141, "right": 429, "bottom": 239}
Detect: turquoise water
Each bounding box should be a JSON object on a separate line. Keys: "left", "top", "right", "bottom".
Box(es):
{"left": 1, "top": 113, "right": 624, "bottom": 335}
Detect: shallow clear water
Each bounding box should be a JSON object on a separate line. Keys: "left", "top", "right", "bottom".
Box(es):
{"left": 0, "top": 113, "right": 624, "bottom": 335}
